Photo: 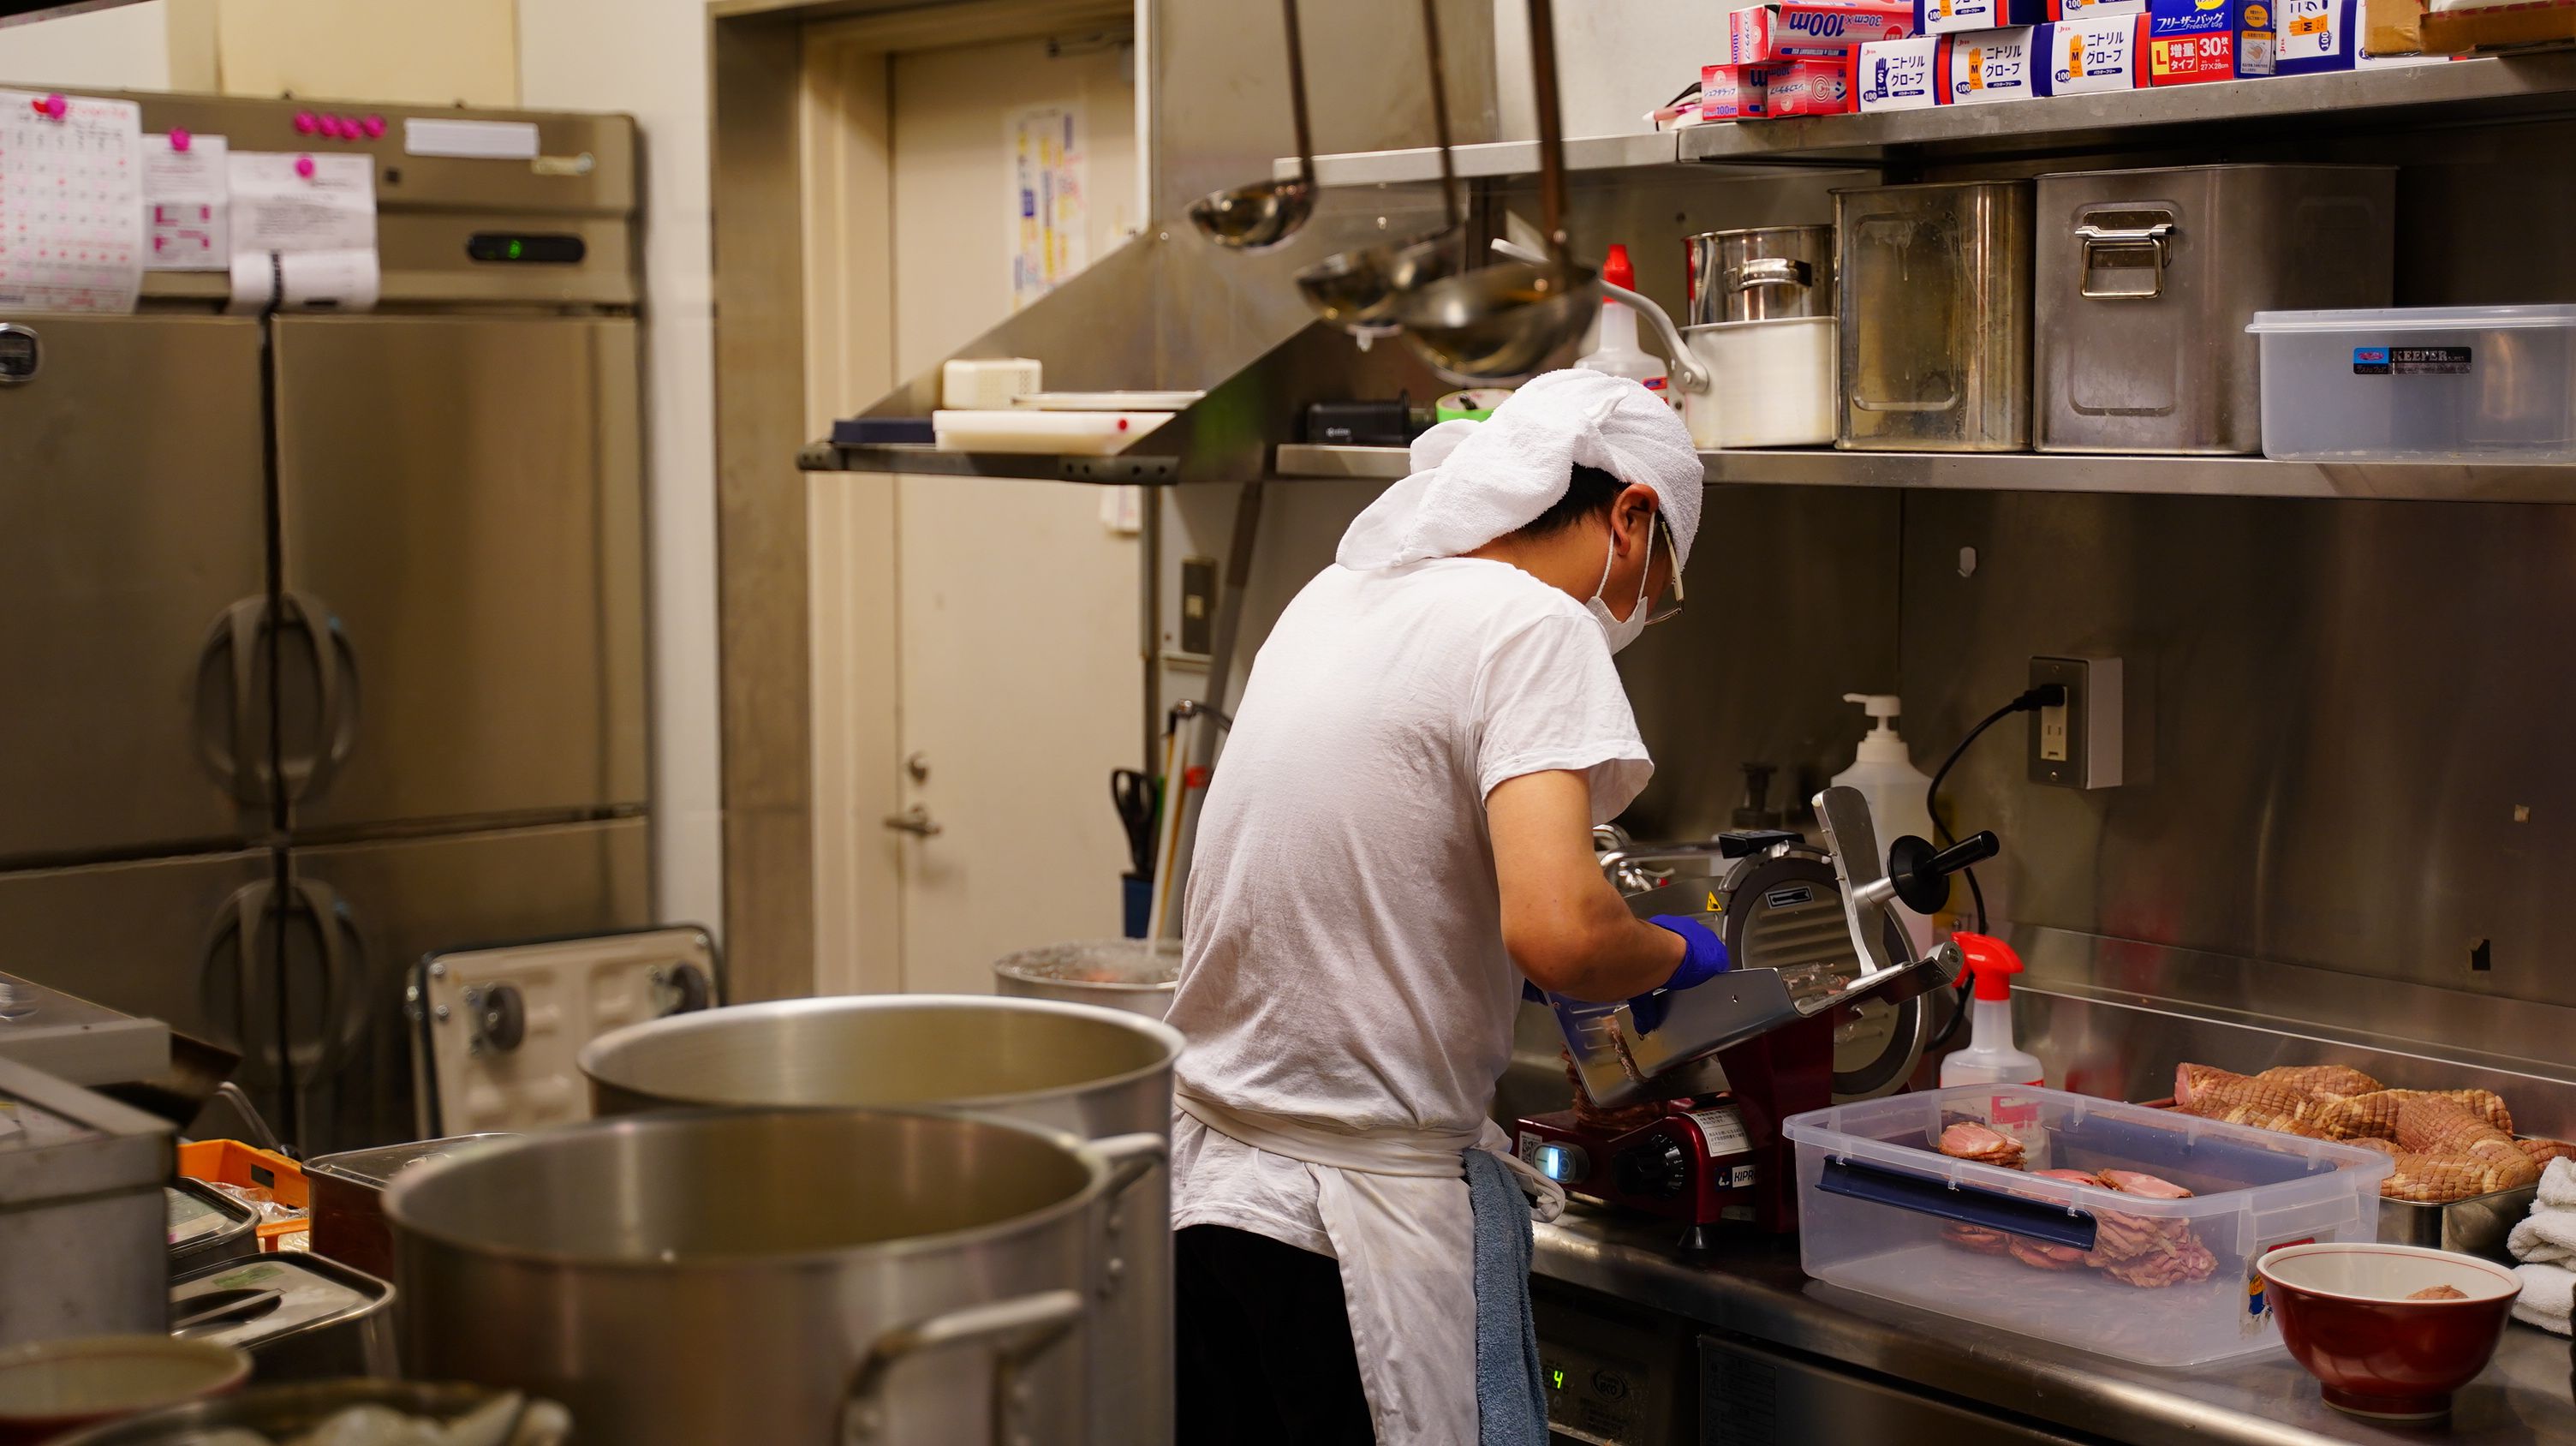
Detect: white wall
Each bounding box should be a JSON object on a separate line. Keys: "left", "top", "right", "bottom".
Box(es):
{"left": 0, "top": 2, "right": 174, "bottom": 89}
{"left": 516, "top": 0, "right": 726, "bottom": 941}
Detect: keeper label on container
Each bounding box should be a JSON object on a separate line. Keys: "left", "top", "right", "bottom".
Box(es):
{"left": 1690, "top": 1105, "right": 1754, "bottom": 1156}
{"left": 2354, "top": 345, "right": 2472, "bottom": 375}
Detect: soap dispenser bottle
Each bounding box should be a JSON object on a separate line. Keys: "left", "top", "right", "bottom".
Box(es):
{"left": 1830, "top": 693, "right": 1938, "bottom": 950}
{"left": 1939, "top": 932, "right": 2047, "bottom": 1087}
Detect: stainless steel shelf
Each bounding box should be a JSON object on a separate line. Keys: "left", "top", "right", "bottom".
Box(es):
{"left": 798, "top": 441, "right": 1181, "bottom": 484}
{"left": 1283, "top": 56, "right": 2576, "bottom": 186}
{"left": 1272, "top": 443, "right": 2576, "bottom": 502}
{"left": 1274, "top": 131, "right": 1685, "bottom": 187}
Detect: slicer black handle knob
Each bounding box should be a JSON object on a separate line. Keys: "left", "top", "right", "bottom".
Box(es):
{"left": 1887, "top": 831, "right": 2000, "bottom": 913}
{"left": 1718, "top": 829, "right": 1803, "bottom": 858}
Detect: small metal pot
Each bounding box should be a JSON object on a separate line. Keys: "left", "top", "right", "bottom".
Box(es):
{"left": 1686, "top": 225, "right": 1835, "bottom": 326}
{"left": 993, "top": 939, "right": 1179, "bottom": 1019}
{"left": 581, "top": 995, "right": 1181, "bottom": 1446}
{"left": 388, "top": 1108, "right": 1157, "bottom": 1446}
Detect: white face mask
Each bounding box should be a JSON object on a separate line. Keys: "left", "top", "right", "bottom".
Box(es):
{"left": 1585, "top": 514, "right": 1655, "bottom": 655}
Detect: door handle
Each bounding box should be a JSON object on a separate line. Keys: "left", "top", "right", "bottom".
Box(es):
{"left": 882, "top": 805, "right": 943, "bottom": 838}
{"left": 194, "top": 597, "right": 271, "bottom": 806}
{"left": 197, "top": 879, "right": 276, "bottom": 1068}
{"left": 276, "top": 590, "right": 360, "bottom": 803}
{"left": 282, "top": 875, "right": 370, "bottom": 1080}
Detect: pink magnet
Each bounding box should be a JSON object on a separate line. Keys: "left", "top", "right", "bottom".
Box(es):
{"left": 295, "top": 155, "right": 317, "bottom": 179}
{"left": 40, "top": 94, "right": 69, "bottom": 119}
{"left": 170, "top": 128, "right": 193, "bottom": 152}
{"left": 361, "top": 114, "right": 386, "bottom": 139}
{"left": 337, "top": 116, "right": 362, "bottom": 139}
{"left": 294, "top": 110, "right": 320, "bottom": 135}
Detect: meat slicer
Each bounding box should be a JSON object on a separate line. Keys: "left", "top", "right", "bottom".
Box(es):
{"left": 1513, "top": 785, "right": 1997, "bottom": 1243}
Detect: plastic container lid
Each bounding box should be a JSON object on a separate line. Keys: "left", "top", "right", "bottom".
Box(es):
{"left": 2246, "top": 304, "right": 2576, "bottom": 334}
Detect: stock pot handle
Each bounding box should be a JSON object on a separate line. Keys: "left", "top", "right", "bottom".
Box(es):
{"left": 1092, "top": 1131, "right": 1168, "bottom": 1204}
{"left": 838, "top": 1288, "right": 1086, "bottom": 1446}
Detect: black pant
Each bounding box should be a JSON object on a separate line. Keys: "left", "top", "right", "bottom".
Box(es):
{"left": 1176, "top": 1224, "right": 1376, "bottom": 1445}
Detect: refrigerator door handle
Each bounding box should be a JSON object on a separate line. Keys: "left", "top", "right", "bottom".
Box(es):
{"left": 194, "top": 596, "right": 271, "bottom": 805}
{"left": 289, "top": 875, "right": 371, "bottom": 1080}
{"left": 276, "top": 591, "right": 360, "bottom": 802}
{"left": 196, "top": 877, "right": 274, "bottom": 1059}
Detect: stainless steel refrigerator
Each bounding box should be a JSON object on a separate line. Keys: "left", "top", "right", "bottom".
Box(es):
{"left": 0, "top": 93, "right": 649, "bottom": 1155}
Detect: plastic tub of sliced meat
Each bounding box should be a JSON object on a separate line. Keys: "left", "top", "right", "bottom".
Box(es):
{"left": 1782, "top": 1084, "right": 2396, "bottom": 1367}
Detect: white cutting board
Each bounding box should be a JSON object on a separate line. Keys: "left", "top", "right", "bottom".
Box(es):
{"left": 933, "top": 409, "right": 1173, "bottom": 454}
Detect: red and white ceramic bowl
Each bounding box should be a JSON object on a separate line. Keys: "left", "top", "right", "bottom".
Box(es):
{"left": 2257, "top": 1241, "right": 2523, "bottom": 1421}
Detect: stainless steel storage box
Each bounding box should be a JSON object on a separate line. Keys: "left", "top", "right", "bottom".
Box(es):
{"left": 1836, "top": 181, "right": 2035, "bottom": 451}
{"left": 0, "top": 1057, "right": 170, "bottom": 1347}
{"left": 2035, "top": 164, "right": 2395, "bottom": 454}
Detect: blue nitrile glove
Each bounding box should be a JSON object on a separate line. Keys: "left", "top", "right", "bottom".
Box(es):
{"left": 1649, "top": 916, "right": 1731, "bottom": 993}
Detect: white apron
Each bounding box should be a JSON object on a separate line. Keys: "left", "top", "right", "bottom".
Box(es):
{"left": 1177, "top": 1086, "right": 1565, "bottom": 1445}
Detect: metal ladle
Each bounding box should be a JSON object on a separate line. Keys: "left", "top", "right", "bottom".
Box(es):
{"left": 1291, "top": 0, "right": 1465, "bottom": 337}
{"left": 1386, "top": 0, "right": 1598, "bottom": 382}
{"left": 1186, "top": 0, "right": 1318, "bottom": 252}
{"left": 1491, "top": 236, "right": 1711, "bottom": 396}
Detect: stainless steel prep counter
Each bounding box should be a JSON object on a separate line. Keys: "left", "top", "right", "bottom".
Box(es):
{"left": 1533, "top": 1209, "right": 2576, "bottom": 1446}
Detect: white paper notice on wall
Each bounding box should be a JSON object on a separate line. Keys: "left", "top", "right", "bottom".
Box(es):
{"left": 143, "top": 134, "right": 230, "bottom": 271}
{"left": 0, "top": 90, "right": 146, "bottom": 314}
{"left": 403, "top": 117, "right": 540, "bottom": 161}
{"left": 1007, "top": 104, "right": 1088, "bottom": 312}
{"left": 229, "top": 152, "right": 377, "bottom": 254}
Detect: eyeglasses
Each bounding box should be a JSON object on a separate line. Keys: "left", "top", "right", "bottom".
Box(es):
{"left": 1643, "top": 512, "right": 1685, "bottom": 627}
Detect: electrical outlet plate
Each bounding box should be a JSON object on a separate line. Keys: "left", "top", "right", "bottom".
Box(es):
{"left": 2030, "top": 655, "right": 2123, "bottom": 788}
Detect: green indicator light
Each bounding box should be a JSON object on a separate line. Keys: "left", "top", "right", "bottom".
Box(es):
{"left": 1549, "top": 1368, "right": 1565, "bottom": 1391}
{"left": 506, "top": 239, "right": 524, "bottom": 260}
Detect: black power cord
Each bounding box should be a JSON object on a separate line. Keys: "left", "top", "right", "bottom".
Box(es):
{"left": 1919, "top": 683, "right": 2066, "bottom": 1053}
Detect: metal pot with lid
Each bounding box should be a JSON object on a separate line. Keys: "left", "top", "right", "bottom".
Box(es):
{"left": 1686, "top": 225, "right": 1835, "bottom": 326}
{"left": 388, "top": 1108, "right": 1158, "bottom": 1446}
{"left": 580, "top": 995, "right": 1181, "bottom": 1446}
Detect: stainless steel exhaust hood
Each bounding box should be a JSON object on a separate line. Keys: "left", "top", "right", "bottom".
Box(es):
{"left": 798, "top": 0, "right": 1502, "bottom": 485}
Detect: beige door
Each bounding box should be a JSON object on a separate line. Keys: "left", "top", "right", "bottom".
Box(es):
{"left": 808, "top": 20, "right": 1143, "bottom": 996}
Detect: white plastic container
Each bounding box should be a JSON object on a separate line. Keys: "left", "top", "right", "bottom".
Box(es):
{"left": 1681, "top": 316, "right": 1836, "bottom": 448}
{"left": 2246, "top": 305, "right": 2576, "bottom": 462}
{"left": 1783, "top": 1084, "right": 2394, "bottom": 1366}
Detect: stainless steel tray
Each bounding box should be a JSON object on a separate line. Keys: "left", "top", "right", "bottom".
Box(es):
{"left": 2376, "top": 1181, "right": 2537, "bottom": 1260}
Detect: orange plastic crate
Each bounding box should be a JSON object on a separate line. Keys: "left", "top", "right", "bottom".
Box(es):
{"left": 176, "top": 1138, "right": 308, "bottom": 1210}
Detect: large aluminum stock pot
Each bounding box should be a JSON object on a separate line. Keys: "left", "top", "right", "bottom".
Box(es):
{"left": 578, "top": 995, "right": 1184, "bottom": 1444}
{"left": 385, "top": 1108, "right": 1159, "bottom": 1445}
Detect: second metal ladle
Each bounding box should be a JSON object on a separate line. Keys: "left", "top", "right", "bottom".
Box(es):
{"left": 1186, "top": 0, "right": 1318, "bottom": 252}
{"left": 1291, "top": 0, "right": 1465, "bottom": 336}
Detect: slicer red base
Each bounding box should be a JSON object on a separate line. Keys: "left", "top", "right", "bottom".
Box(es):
{"left": 1512, "top": 1012, "right": 1838, "bottom": 1240}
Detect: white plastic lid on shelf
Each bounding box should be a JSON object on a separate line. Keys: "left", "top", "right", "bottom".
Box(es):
{"left": 2246, "top": 303, "right": 2576, "bottom": 332}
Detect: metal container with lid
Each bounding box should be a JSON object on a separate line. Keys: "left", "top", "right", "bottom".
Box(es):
{"left": 390, "top": 1106, "right": 1156, "bottom": 1446}
{"left": 168, "top": 1253, "right": 396, "bottom": 1382}
{"left": 2034, "top": 164, "right": 2394, "bottom": 455}
{"left": 164, "top": 1180, "right": 258, "bottom": 1276}
{"left": 1686, "top": 226, "right": 1835, "bottom": 326}
{"left": 0, "top": 1056, "right": 170, "bottom": 1347}
{"left": 307, "top": 1134, "right": 513, "bottom": 1284}
{"left": 1836, "top": 180, "right": 2035, "bottom": 452}
{"left": 993, "top": 939, "right": 1178, "bottom": 1019}
{"left": 581, "top": 995, "right": 1181, "bottom": 1446}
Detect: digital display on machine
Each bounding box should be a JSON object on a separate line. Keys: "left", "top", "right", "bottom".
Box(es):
{"left": 466, "top": 233, "right": 586, "bottom": 265}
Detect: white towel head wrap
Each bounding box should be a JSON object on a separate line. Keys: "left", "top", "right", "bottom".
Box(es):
{"left": 1335, "top": 369, "right": 1702, "bottom": 574}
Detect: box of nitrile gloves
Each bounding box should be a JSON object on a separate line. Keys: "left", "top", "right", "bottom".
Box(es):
{"left": 1918, "top": 0, "right": 2047, "bottom": 36}
{"left": 1718, "top": 3, "right": 1852, "bottom": 62}
{"left": 1938, "top": 25, "right": 2039, "bottom": 100}
{"left": 2034, "top": 13, "right": 2146, "bottom": 91}
{"left": 1778, "top": 0, "right": 1920, "bottom": 51}
{"left": 1702, "top": 63, "right": 1776, "bottom": 117}
{"left": 2142, "top": 0, "right": 2275, "bottom": 81}
{"left": 2275, "top": 0, "right": 2358, "bottom": 70}
{"left": 1857, "top": 34, "right": 1947, "bottom": 106}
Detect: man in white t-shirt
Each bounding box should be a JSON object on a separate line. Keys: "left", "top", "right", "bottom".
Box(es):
{"left": 1167, "top": 370, "right": 1728, "bottom": 1445}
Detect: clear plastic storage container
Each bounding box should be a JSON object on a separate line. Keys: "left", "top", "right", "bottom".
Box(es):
{"left": 1782, "top": 1084, "right": 2394, "bottom": 1367}
{"left": 2246, "top": 305, "right": 2576, "bottom": 462}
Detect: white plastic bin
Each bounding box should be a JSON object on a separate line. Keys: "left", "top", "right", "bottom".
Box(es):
{"left": 2246, "top": 305, "right": 2576, "bottom": 462}
{"left": 1781, "top": 1084, "right": 2393, "bottom": 1367}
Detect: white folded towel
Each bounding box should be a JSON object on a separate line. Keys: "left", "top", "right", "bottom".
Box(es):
{"left": 2509, "top": 1158, "right": 2576, "bottom": 1266}
{"left": 2513, "top": 1263, "right": 2573, "bottom": 1336}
